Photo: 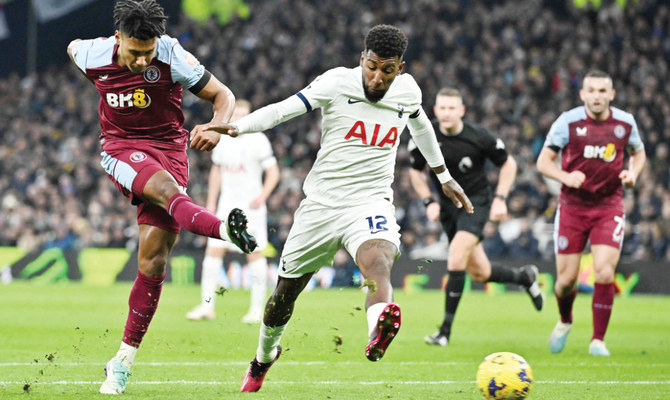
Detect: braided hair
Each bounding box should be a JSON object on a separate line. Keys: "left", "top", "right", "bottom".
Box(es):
{"left": 114, "top": 0, "right": 167, "bottom": 40}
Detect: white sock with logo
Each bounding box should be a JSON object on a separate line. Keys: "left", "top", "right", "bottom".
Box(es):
{"left": 256, "top": 323, "right": 287, "bottom": 363}
{"left": 114, "top": 342, "right": 137, "bottom": 370}
{"left": 201, "top": 256, "right": 222, "bottom": 309}
{"left": 366, "top": 302, "right": 389, "bottom": 338}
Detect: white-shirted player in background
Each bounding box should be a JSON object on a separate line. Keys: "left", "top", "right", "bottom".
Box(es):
{"left": 187, "top": 99, "right": 280, "bottom": 324}
{"left": 204, "top": 24, "right": 473, "bottom": 392}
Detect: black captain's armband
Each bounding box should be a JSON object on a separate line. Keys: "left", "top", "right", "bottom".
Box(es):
{"left": 189, "top": 70, "right": 212, "bottom": 94}
{"left": 547, "top": 145, "right": 561, "bottom": 153}
{"left": 409, "top": 109, "right": 421, "bottom": 118}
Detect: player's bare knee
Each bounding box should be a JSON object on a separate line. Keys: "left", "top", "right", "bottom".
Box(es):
{"left": 469, "top": 270, "right": 487, "bottom": 283}
{"left": 139, "top": 255, "right": 167, "bottom": 278}
{"left": 555, "top": 279, "right": 576, "bottom": 296}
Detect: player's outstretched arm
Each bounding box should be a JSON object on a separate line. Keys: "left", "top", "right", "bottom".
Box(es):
{"left": 190, "top": 75, "right": 236, "bottom": 151}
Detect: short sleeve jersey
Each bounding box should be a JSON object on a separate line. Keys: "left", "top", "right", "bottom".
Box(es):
{"left": 409, "top": 121, "right": 508, "bottom": 199}
{"left": 295, "top": 66, "right": 422, "bottom": 206}
{"left": 211, "top": 132, "right": 277, "bottom": 209}
{"left": 69, "top": 35, "right": 206, "bottom": 150}
{"left": 543, "top": 106, "right": 644, "bottom": 207}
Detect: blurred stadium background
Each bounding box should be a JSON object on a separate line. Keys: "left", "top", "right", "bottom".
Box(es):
{"left": 0, "top": 0, "right": 668, "bottom": 293}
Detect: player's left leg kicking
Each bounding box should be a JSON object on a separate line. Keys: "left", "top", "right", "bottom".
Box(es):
{"left": 240, "top": 201, "right": 402, "bottom": 392}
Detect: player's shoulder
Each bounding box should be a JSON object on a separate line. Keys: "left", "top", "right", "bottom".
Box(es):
{"left": 76, "top": 36, "right": 116, "bottom": 69}
{"left": 311, "top": 66, "right": 352, "bottom": 82}
{"left": 382, "top": 72, "right": 421, "bottom": 106}
{"left": 610, "top": 106, "right": 636, "bottom": 126}
{"left": 558, "top": 106, "right": 588, "bottom": 124}
{"left": 154, "top": 34, "right": 181, "bottom": 65}
{"left": 392, "top": 72, "right": 421, "bottom": 96}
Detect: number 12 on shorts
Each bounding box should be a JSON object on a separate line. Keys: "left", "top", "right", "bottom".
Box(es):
{"left": 366, "top": 216, "right": 388, "bottom": 234}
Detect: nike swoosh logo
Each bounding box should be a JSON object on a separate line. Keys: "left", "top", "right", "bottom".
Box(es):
{"left": 348, "top": 98, "right": 363, "bottom": 104}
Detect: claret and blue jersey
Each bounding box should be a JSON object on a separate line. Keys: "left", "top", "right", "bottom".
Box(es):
{"left": 69, "top": 34, "right": 206, "bottom": 150}
{"left": 544, "top": 105, "right": 644, "bottom": 206}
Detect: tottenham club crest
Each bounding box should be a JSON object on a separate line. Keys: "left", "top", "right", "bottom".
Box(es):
{"left": 130, "top": 152, "right": 147, "bottom": 163}
{"left": 143, "top": 65, "right": 160, "bottom": 83}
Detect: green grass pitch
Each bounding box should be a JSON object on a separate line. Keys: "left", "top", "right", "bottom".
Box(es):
{"left": 1, "top": 282, "right": 669, "bottom": 399}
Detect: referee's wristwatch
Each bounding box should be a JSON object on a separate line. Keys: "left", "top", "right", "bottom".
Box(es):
{"left": 422, "top": 198, "right": 437, "bottom": 207}
{"left": 495, "top": 193, "right": 508, "bottom": 201}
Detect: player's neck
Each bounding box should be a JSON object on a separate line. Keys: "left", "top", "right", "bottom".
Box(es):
{"left": 585, "top": 107, "right": 611, "bottom": 122}
{"left": 440, "top": 120, "right": 463, "bottom": 136}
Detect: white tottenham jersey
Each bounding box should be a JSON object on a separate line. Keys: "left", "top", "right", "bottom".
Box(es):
{"left": 212, "top": 133, "right": 277, "bottom": 209}
{"left": 234, "top": 66, "right": 445, "bottom": 206}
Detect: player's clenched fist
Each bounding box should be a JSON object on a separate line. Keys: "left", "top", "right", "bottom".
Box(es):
{"left": 563, "top": 170, "right": 586, "bottom": 189}
{"left": 619, "top": 170, "right": 637, "bottom": 188}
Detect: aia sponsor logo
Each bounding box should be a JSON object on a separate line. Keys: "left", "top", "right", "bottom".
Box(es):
{"left": 106, "top": 88, "right": 151, "bottom": 109}
{"left": 143, "top": 65, "right": 160, "bottom": 83}
{"left": 223, "top": 164, "right": 248, "bottom": 174}
{"left": 130, "top": 152, "right": 147, "bottom": 162}
{"left": 344, "top": 121, "right": 398, "bottom": 147}
{"left": 583, "top": 143, "right": 616, "bottom": 162}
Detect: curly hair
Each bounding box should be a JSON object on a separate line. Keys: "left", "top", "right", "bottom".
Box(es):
{"left": 114, "top": 0, "right": 167, "bottom": 40}
{"left": 364, "top": 24, "right": 408, "bottom": 59}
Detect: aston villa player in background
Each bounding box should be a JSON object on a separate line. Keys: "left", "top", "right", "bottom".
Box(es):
{"left": 537, "top": 69, "right": 646, "bottom": 357}
{"left": 67, "top": 0, "right": 257, "bottom": 394}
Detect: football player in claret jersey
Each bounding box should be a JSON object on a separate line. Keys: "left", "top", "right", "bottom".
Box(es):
{"left": 186, "top": 100, "right": 280, "bottom": 324}
{"left": 207, "top": 24, "right": 473, "bottom": 392}
{"left": 67, "top": 0, "right": 257, "bottom": 394}
{"left": 537, "top": 70, "right": 646, "bottom": 356}
{"left": 408, "top": 88, "right": 544, "bottom": 348}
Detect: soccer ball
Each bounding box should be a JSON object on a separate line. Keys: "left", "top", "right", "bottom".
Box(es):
{"left": 476, "top": 352, "right": 533, "bottom": 399}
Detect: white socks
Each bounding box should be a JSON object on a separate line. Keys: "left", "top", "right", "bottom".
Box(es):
{"left": 201, "top": 256, "right": 223, "bottom": 309}
{"left": 366, "top": 302, "right": 388, "bottom": 338}
{"left": 256, "top": 322, "right": 287, "bottom": 363}
{"left": 114, "top": 342, "right": 137, "bottom": 370}
{"left": 247, "top": 258, "right": 268, "bottom": 314}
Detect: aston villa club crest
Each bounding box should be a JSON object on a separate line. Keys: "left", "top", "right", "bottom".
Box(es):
{"left": 143, "top": 65, "right": 160, "bottom": 83}
{"left": 613, "top": 124, "right": 626, "bottom": 139}
{"left": 130, "top": 152, "right": 147, "bottom": 162}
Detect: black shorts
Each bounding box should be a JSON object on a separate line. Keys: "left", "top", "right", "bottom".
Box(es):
{"left": 439, "top": 192, "right": 491, "bottom": 242}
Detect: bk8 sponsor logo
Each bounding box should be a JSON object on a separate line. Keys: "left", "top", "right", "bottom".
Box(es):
{"left": 583, "top": 143, "right": 616, "bottom": 162}
{"left": 106, "top": 88, "right": 152, "bottom": 109}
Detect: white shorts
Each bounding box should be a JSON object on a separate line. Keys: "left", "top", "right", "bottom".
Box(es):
{"left": 278, "top": 198, "right": 401, "bottom": 278}
{"left": 207, "top": 205, "right": 269, "bottom": 253}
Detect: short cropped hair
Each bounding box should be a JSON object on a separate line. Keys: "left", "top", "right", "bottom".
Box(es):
{"left": 437, "top": 87, "right": 463, "bottom": 99}
{"left": 364, "top": 24, "right": 408, "bottom": 59}
{"left": 582, "top": 69, "right": 612, "bottom": 86}
{"left": 114, "top": 0, "right": 167, "bottom": 40}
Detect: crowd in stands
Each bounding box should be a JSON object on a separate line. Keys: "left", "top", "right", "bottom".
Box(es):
{"left": 1, "top": 0, "right": 668, "bottom": 262}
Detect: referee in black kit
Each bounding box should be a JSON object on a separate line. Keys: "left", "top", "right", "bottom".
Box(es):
{"left": 408, "top": 87, "right": 544, "bottom": 347}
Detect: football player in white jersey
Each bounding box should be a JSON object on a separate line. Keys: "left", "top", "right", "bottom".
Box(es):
{"left": 186, "top": 100, "right": 280, "bottom": 324}
{"left": 204, "top": 24, "right": 473, "bottom": 392}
